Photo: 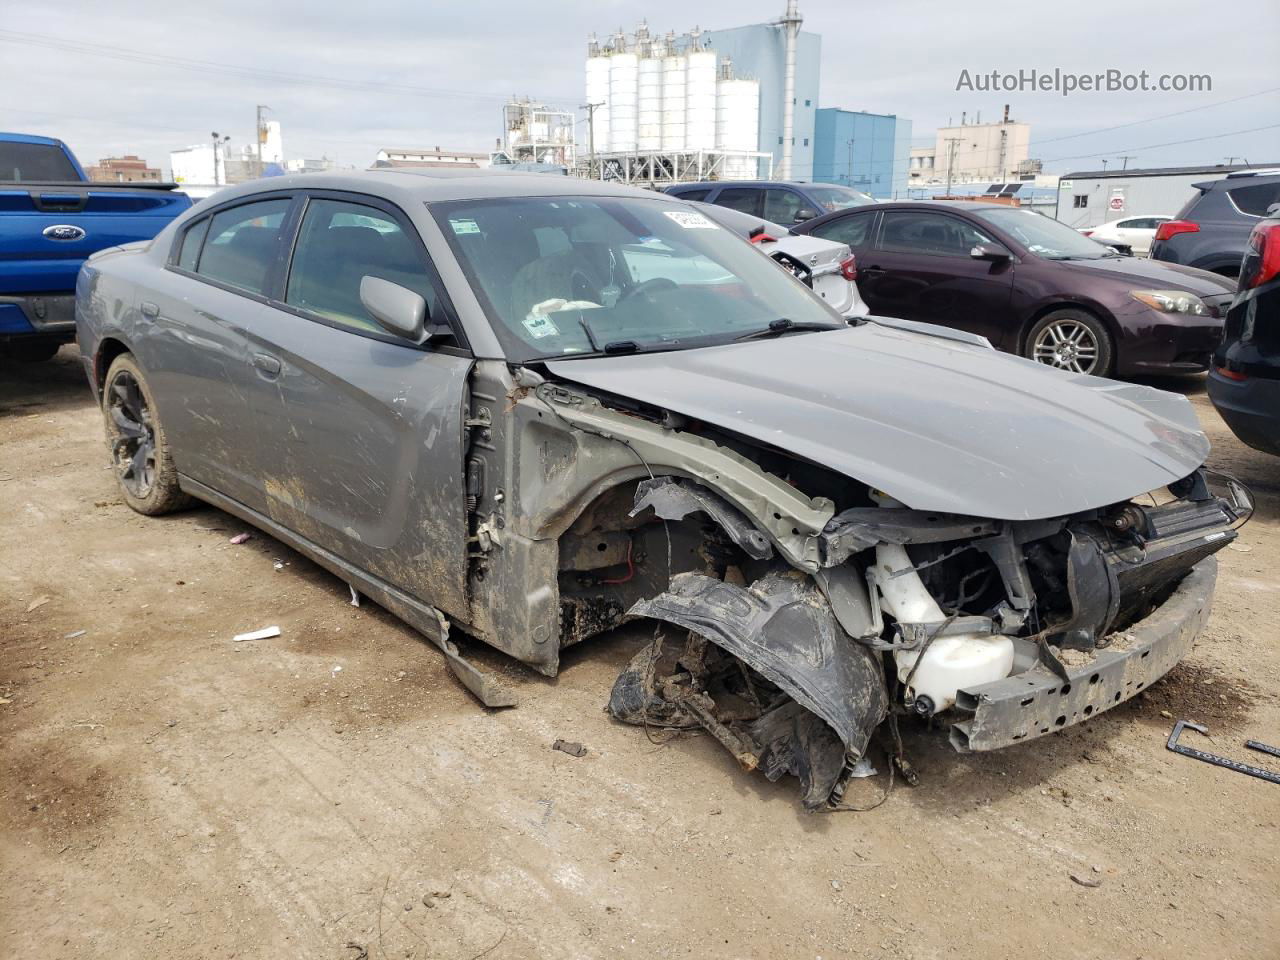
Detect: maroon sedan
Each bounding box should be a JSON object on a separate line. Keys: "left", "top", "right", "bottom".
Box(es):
{"left": 793, "top": 200, "right": 1234, "bottom": 378}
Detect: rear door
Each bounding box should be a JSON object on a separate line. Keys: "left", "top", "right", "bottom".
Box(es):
{"left": 241, "top": 191, "right": 473, "bottom": 617}
{"left": 711, "top": 187, "right": 764, "bottom": 218}
{"left": 141, "top": 194, "right": 294, "bottom": 512}
{"left": 859, "top": 209, "right": 1016, "bottom": 344}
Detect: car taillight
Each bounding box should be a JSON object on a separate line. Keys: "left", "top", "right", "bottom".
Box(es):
{"left": 1081, "top": 230, "right": 1094, "bottom": 237}
{"left": 840, "top": 254, "right": 857, "bottom": 281}
{"left": 1215, "top": 366, "right": 1249, "bottom": 382}
{"left": 1241, "top": 222, "right": 1280, "bottom": 290}
{"left": 1154, "top": 220, "right": 1200, "bottom": 243}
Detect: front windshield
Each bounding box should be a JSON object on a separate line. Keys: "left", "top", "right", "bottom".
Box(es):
{"left": 805, "top": 185, "right": 876, "bottom": 211}
{"left": 972, "top": 206, "right": 1119, "bottom": 260}
{"left": 432, "top": 196, "right": 843, "bottom": 360}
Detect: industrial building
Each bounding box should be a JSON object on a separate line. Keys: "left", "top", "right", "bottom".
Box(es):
{"left": 909, "top": 108, "right": 1032, "bottom": 186}
{"left": 1054, "top": 162, "right": 1280, "bottom": 230}
{"left": 372, "top": 147, "right": 491, "bottom": 170}
{"left": 583, "top": 3, "right": 814, "bottom": 185}
{"left": 811, "top": 108, "right": 911, "bottom": 199}
{"left": 493, "top": 99, "right": 575, "bottom": 169}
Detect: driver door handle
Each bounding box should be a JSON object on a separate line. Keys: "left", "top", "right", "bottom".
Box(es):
{"left": 251, "top": 353, "right": 282, "bottom": 377}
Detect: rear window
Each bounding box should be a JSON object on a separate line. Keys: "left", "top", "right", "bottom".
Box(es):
{"left": 671, "top": 188, "right": 711, "bottom": 202}
{"left": 0, "top": 141, "right": 79, "bottom": 182}
{"left": 1227, "top": 182, "right": 1280, "bottom": 217}
{"left": 194, "top": 198, "right": 291, "bottom": 295}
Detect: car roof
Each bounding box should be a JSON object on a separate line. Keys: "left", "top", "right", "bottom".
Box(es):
{"left": 0, "top": 131, "right": 65, "bottom": 146}
{"left": 206, "top": 169, "right": 673, "bottom": 204}
{"left": 669, "top": 181, "right": 829, "bottom": 190}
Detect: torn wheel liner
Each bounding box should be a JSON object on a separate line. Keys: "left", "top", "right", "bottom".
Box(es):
{"left": 615, "top": 569, "right": 889, "bottom": 806}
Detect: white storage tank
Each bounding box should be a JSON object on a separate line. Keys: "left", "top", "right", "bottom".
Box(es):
{"left": 716, "top": 75, "right": 760, "bottom": 179}
{"left": 660, "top": 44, "right": 686, "bottom": 151}
{"left": 609, "top": 51, "right": 639, "bottom": 153}
{"left": 637, "top": 55, "right": 663, "bottom": 152}
{"left": 685, "top": 50, "right": 717, "bottom": 152}
{"left": 585, "top": 55, "right": 612, "bottom": 153}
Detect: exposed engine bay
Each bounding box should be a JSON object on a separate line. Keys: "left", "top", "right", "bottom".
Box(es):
{"left": 523, "top": 376, "right": 1251, "bottom": 811}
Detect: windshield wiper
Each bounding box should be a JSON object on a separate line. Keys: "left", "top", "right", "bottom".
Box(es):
{"left": 733, "top": 317, "right": 844, "bottom": 341}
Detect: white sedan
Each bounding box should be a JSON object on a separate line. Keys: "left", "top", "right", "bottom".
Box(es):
{"left": 1080, "top": 215, "right": 1172, "bottom": 256}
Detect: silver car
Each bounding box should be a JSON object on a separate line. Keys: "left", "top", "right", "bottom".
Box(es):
{"left": 76, "top": 171, "right": 1245, "bottom": 810}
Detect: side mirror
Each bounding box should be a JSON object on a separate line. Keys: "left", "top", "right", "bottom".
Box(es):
{"left": 794, "top": 208, "right": 819, "bottom": 224}
{"left": 970, "top": 243, "right": 1012, "bottom": 262}
{"left": 360, "top": 276, "right": 426, "bottom": 342}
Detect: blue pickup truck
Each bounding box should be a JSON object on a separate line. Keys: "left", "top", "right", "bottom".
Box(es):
{"left": 1, "top": 132, "right": 192, "bottom": 361}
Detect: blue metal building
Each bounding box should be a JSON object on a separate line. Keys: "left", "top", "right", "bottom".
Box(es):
{"left": 812, "top": 108, "right": 912, "bottom": 200}
{"left": 698, "top": 23, "right": 821, "bottom": 180}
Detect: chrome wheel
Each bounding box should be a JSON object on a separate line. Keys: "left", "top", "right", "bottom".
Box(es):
{"left": 1032, "top": 319, "right": 1100, "bottom": 374}
{"left": 107, "top": 371, "right": 157, "bottom": 498}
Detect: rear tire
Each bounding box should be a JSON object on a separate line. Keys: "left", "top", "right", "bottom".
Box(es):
{"left": 1025, "top": 309, "right": 1115, "bottom": 377}
{"left": 102, "top": 353, "right": 193, "bottom": 516}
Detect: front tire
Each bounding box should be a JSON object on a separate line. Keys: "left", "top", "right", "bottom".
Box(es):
{"left": 102, "top": 353, "right": 192, "bottom": 516}
{"left": 1026, "top": 309, "right": 1114, "bottom": 377}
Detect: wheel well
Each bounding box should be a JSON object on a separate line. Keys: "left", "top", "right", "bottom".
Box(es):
{"left": 95, "top": 337, "right": 131, "bottom": 391}
{"left": 1018, "top": 302, "right": 1116, "bottom": 355}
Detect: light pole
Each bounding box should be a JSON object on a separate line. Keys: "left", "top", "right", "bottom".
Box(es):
{"left": 210, "top": 132, "right": 231, "bottom": 186}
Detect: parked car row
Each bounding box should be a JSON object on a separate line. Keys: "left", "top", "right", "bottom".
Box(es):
{"left": 74, "top": 170, "right": 1245, "bottom": 807}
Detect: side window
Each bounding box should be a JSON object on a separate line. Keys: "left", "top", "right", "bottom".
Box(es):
{"left": 674, "top": 188, "right": 711, "bottom": 202}
{"left": 1227, "top": 182, "right": 1280, "bottom": 217}
{"left": 286, "top": 197, "right": 444, "bottom": 338}
{"left": 810, "top": 212, "right": 875, "bottom": 249}
{"left": 879, "top": 211, "right": 993, "bottom": 257}
{"left": 196, "top": 198, "right": 291, "bottom": 295}
{"left": 176, "top": 217, "right": 210, "bottom": 271}
{"left": 714, "top": 188, "right": 763, "bottom": 216}
{"left": 1073, "top": 195, "right": 1088, "bottom": 209}
{"left": 763, "top": 189, "right": 806, "bottom": 224}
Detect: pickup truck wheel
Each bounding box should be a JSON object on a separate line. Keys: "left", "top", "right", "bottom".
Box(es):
{"left": 102, "top": 354, "right": 192, "bottom": 515}
{"left": 3, "top": 340, "right": 62, "bottom": 362}
{"left": 1026, "top": 309, "right": 1114, "bottom": 377}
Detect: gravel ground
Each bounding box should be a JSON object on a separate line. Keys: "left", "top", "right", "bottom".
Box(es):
{"left": 2, "top": 345, "right": 1277, "bottom": 960}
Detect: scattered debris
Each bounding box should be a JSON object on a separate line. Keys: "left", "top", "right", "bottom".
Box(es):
{"left": 1227, "top": 542, "right": 1252, "bottom": 553}
{"left": 1070, "top": 873, "right": 1102, "bottom": 888}
{"left": 0, "top": 697, "right": 12, "bottom": 706}
{"left": 1167, "top": 720, "right": 1280, "bottom": 785}
{"left": 609, "top": 850, "right": 623, "bottom": 862}
{"left": 64, "top": 629, "right": 86, "bottom": 639}
{"left": 273, "top": 559, "right": 285, "bottom": 571}
{"left": 229, "top": 532, "right": 252, "bottom": 544}
{"left": 232, "top": 626, "right": 281, "bottom": 642}
{"left": 25, "top": 595, "right": 50, "bottom": 612}
{"left": 348, "top": 584, "right": 361, "bottom": 607}
{"left": 552, "top": 739, "right": 588, "bottom": 758}
{"left": 344, "top": 943, "right": 368, "bottom": 960}
{"left": 1160, "top": 710, "right": 1174, "bottom": 719}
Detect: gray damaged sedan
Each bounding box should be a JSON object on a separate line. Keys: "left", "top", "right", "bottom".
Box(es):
{"left": 76, "top": 172, "right": 1249, "bottom": 809}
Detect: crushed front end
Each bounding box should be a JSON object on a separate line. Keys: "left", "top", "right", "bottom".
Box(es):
{"left": 606, "top": 463, "right": 1247, "bottom": 809}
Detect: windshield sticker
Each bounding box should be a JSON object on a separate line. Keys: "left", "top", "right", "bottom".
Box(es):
{"left": 663, "top": 210, "right": 718, "bottom": 230}
{"left": 449, "top": 218, "right": 481, "bottom": 235}
{"left": 522, "top": 312, "right": 560, "bottom": 339}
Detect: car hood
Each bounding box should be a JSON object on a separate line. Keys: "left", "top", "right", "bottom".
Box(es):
{"left": 1052, "top": 255, "right": 1235, "bottom": 296}
{"left": 544, "top": 321, "right": 1210, "bottom": 521}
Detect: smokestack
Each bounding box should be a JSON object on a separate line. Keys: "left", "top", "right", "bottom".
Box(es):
{"left": 1003, "top": 103, "right": 1010, "bottom": 123}
{"left": 777, "top": 0, "right": 802, "bottom": 180}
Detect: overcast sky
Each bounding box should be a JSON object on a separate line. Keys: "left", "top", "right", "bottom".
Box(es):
{"left": 4, "top": 0, "right": 1278, "bottom": 177}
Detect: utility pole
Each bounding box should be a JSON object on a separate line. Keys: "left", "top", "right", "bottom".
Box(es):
{"left": 1100, "top": 158, "right": 1109, "bottom": 172}
{"left": 581, "top": 101, "right": 604, "bottom": 179}
{"left": 1119, "top": 155, "right": 1135, "bottom": 170}
{"left": 210, "top": 131, "right": 230, "bottom": 186}
{"left": 255, "top": 105, "right": 272, "bottom": 177}
{"left": 1225, "top": 156, "right": 1240, "bottom": 166}
{"left": 943, "top": 136, "right": 961, "bottom": 196}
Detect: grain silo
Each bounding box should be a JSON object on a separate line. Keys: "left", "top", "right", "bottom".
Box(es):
{"left": 636, "top": 32, "right": 664, "bottom": 152}
{"left": 660, "top": 32, "right": 686, "bottom": 151}
{"left": 684, "top": 44, "right": 718, "bottom": 152}
{"left": 716, "top": 58, "right": 760, "bottom": 179}
{"left": 608, "top": 32, "right": 638, "bottom": 154}
{"left": 584, "top": 35, "right": 611, "bottom": 154}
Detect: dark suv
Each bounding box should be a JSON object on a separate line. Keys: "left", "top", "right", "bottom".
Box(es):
{"left": 1207, "top": 204, "right": 1280, "bottom": 455}
{"left": 664, "top": 180, "right": 875, "bottom": 226}
{"left": 1150, "top": 170, "right": 1280, "bottom": 278}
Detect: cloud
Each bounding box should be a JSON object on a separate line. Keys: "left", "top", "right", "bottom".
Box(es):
{"left": 3, "top": 0, "right": 1277, "bottom": 176}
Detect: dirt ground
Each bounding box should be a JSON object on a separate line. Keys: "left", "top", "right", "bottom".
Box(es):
{"left": 3, "top": 345, "right": 1277, "bottom": 960}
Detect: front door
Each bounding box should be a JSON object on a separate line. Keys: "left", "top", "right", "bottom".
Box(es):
{"left": 238, "top": 193, "right": 473, "bottom": 619}
{"left": 860, "top": 209, "right": 1016, "bottom": 346}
